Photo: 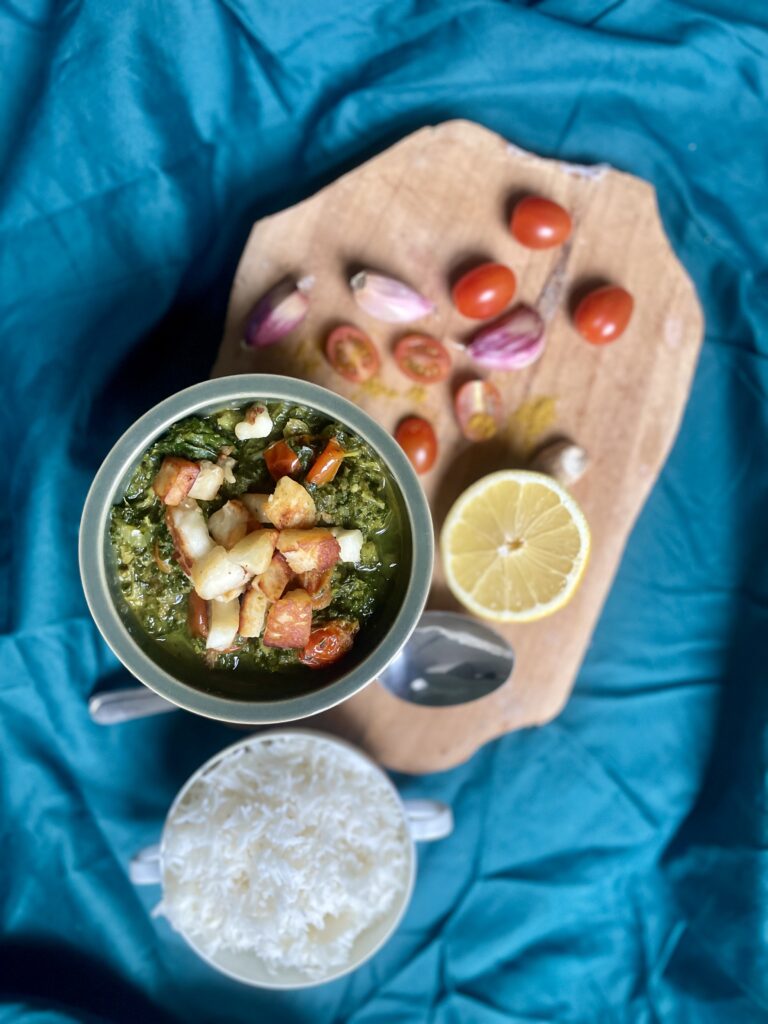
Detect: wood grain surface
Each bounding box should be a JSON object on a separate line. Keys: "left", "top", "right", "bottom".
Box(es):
{"left": 214, "top": 120, "right": 703, "bottom": 773}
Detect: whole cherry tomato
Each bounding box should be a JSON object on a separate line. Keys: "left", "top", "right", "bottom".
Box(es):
{"left": 573, "top": 285, "right": 634, "bottom": 345}
{"left": 299, "top": 620, "right": 359, "bottom": 668}
{"left": 325, "top": 325, "right": 380, "bottom": 383}
{"left": 395, "top": 416, "right": 437, "bottom": 474}
{"left": 187, "top": 591, "right": 209, "bottom": 639}
{"left": 394, "top": 334, "right": 451, "bottom": 384}
{"left": 454, "top": 380, "right": 503, "bottom": 441}
{"left": 452, "top": 263, "right": 516, "bottom": 319}
{"left": 264, "top": 440, "right": 301, "bottom": 480}
{"left": 510, "top": 196, "right": 572, "bottom": 249}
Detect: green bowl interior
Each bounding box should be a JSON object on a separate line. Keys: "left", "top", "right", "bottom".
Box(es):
{"left": 104, "top": 397, "right": 414, "bottom": 704}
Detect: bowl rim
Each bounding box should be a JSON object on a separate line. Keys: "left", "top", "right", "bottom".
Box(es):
{"left": 158, "top": 728, "right": 417, "bottom": 989}
{"left": 79, "top": 374, "right": 433, "bottom": 723}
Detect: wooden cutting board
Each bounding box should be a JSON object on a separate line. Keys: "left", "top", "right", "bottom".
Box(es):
{"left": 213, "top": 120, "right": 703, "bottom": 773}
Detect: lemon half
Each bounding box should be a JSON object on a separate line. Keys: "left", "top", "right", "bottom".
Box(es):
{"left": 440, "top": 470, "right": 590, "bottom": 623}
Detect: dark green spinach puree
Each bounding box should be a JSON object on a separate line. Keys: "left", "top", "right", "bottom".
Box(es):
{"left": 110, "top": 401, "right": 399, "bottom": 673}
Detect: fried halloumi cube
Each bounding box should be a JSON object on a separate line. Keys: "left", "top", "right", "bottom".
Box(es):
{"left": 264, "top": 477, "right": 317, "bottom": 530}
{"left": 206, "top": 597, "right": 240, "bottom": 651}
{"left": 241, "top": 492, "right": 271, "bottom": 524}
{"left": 191, "top": 545, "right": 249, "bottom": 600}
{"left": 234, "top": 404, "right": 273, "bottom": 441}
{"left": 153, "top": 457, "right": 200, "bottom": 506}
{"left": 208, "top": 499, "right": 249, "bottom": 548}
{"left": 228, "top": 529, "right": 278, "bottom": 576}
{"left": 330, "top": 528, "right": 364, "bottom": 564}
{"left": 263, "top": 589, "right": 312, "bottom": 649}
{"left": 256, "top": 552, "right": 293, "bottom": 601}
{"left": 165, "top": 499, "right": 214, "bottom": 575}
{"left": 239, "top": 586, "right": 269, "bottom": 638}
{"left": 188, "top": 460, "right": 225, "bottom": 501}
{"left": 276, "top": 529, "right": 340, "bottom": 574}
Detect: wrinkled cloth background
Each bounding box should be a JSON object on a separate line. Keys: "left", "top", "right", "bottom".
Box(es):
{"left": 2, "top": 1, "right": 768, "bottom": 1021}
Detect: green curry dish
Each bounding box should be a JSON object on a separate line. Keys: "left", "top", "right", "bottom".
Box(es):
{"left": 109, "top": 399, "right": 399, "bottom": 677}
{"left": 110, "top": 515, "right": 190, "bottom": 637}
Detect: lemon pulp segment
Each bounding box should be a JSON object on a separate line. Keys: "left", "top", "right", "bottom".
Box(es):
{"left": 440, "top": 471, "right": 590, "bottom": 623}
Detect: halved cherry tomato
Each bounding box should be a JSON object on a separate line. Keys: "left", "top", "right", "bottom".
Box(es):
{"left": 454, "top": 380, "right": 504, "bottom": 441}
{"left": 325, "top": 325, "right": 380, "bottom": 383}
{"left": 574, "top": 285, "right": 634, "bottom": 345}
{"left": 395, "top": 416, "right": 437, "bottom": 474}
{"left": 510, "top": 196, "right": 572, "bottom": 249}
{"left": 306, "top": 437, "right": 346, "bottom": 486}
{"left": 451, "top": 263, "right": 516, "bottom": 319}
{"left": 299, "top": 619, "right": 359, "bottom": 668}
{"left": 264, "top": 439, "right": 301, "bottom": 480}
{"left": 394, "top": 334, "right": 451, "bottom": 384}
{"left": 187, "top": 591, "right": 209, "bottom": 639}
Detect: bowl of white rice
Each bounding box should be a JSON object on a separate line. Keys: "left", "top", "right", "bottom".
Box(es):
{"left": 130, "top": 731, "right": 452, "bottom": 987}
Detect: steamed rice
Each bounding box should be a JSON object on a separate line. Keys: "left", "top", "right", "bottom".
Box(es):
{"left": 159, "top": 735, "right": 410, "bottom": 978}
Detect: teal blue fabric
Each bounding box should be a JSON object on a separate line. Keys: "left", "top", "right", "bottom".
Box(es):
{"left": 2, "top": 1, "right": 767, "bottom": 1021}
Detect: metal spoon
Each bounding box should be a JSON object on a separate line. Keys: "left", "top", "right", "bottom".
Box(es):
{"left": 378, "top": 610, "right": 514, "bottom": 707}
{"left": 89, "top": 686, "right": 177, "bottom": 724}
{"left": 89, "top": 610, "right": 514, "bottom": 723}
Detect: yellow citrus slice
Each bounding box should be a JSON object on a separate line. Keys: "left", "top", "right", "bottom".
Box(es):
{"left": 440, "top": 470, "right": 590, "bottom": 623}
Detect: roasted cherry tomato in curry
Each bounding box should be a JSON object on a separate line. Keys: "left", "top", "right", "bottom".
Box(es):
{"left": 306, "top": 438, "right": 346, "bottom": 486}
{"left": 299, "top": 619, "right": 359, "bottom": 668}
{"left": 264, "top": 440, "right": 302, "bottom": 480}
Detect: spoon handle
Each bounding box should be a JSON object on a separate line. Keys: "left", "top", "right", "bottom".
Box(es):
{"left": 89, "top": 687, "right": 178, "bottom": 725}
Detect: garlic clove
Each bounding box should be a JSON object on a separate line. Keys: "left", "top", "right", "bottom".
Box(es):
{"left": 350, "top": 271, "right": 434, "bottom": 323}
{"left": 243, "top": 276, "right": 313, "bottom": 349}
{"left": 529, "top": 439, "right": 589, "bottom": 486}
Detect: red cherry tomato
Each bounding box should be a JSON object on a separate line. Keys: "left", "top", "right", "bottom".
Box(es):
{"left": 454, "top": 380, "right": 503, "bottom": 441}
{"left": 394, "top": 334, "right": 451, "bottom": 384}
{"left": 325, "top": 325, "right": 380, "bottom": 383}
{"left": 305, "top": 438, "right": 345, "bottom": 486}
{"left": 299, "top": 620, "right": 359, "bottom": 668}
{"left": 510, "top": 197, "right": 572, "bottom": 249}
{"left": 264, "top": 440, "right": 301, "bottom": 480}
{"left": 451, "top": 263, "right": 517, "bottom": 319}
{"left": 574, "top": 285, "right": 634, "bottom": 345}
{"left": 187, "top": 592, "right": 209, "bottom": 639}
{"left": 395, "top": 416, "right": 437, "bottom": 474}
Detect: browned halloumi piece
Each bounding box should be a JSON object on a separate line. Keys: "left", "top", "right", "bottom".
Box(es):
{"left": 191, "top": 546, "right": 249, "bottom": 600}
{"left": 296, "top": 568, "right": 334, "bottom": 610}
{"left": 153, "top": 457, "right": 200, "bottom": 506}
{"left": 276, "top": 529, "right": 340, "bottom": 574}
{"left": 188, "top": 460, "right": 225, "bottom": 501}
{"left": 165, "top": 499, "right": 214, "bottom": 575}
{"left": 264, "top": 477, "right": 317, "bottom": 530}
{"left": 239, "top": 586, "right": 269, "bottom": 638}
{"left": 263, "top": 589, "right": 312, "bottom": 649}
{"left": 228, "top": 529, "right": 278, "bottom": 576}
{"left": 256, "top": 552, "right": 293, "bottom": 601}
{"left": 208, "top": 499, "right": 249, "bottom": 548}
{"left": 242, "top": 493, "right": 271, "bottom": 524}
{"left": 206, "top": 597, "right": 240, "bottom": 651}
